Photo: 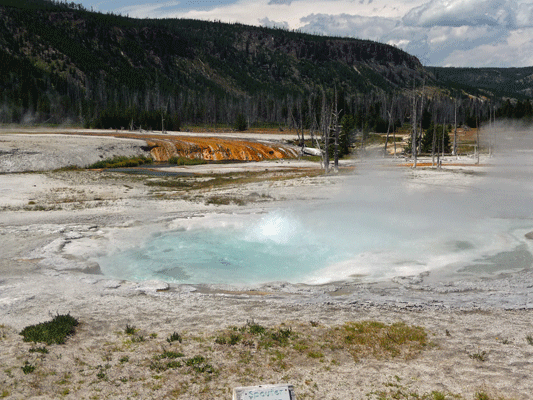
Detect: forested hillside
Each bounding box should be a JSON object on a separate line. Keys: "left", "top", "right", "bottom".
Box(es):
{"left": 0, "top": 0, "right": 427, "bottom": 129}
{"left": 429, "top": 66, "right": 533, "bottom": 100}
{"left": 2, "top": 0, "right": 533, "bottom": 134}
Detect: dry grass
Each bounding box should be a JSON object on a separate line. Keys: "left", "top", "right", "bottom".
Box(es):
{"left": 2, "top": 319, "right": 431, "bottom": 399}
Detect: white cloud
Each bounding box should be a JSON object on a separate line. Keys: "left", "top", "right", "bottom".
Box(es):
{"left": 118, "top": 0, "right": 181, "bottom": 17}
{"left": 259, "top": 16, "right": 290, "bottom": 29}
{"left": 299, "top": 13, "right": 398, "bottom": 40}
{"left": 516, "top": 2, "right": 533, "bottom": 28}
{"left": 98, "top": 0, "right": 533, "bottom": 67}
{"left": 442, "top": 28, "right": 533, "bottom": 67}
{"left": 402, "top": 0, "right": 533, "bottom": 29}
{"left": 160, "top": 0, "right": 420, "bottom": 28}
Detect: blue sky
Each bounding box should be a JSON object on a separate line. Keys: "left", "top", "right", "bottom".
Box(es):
{"left": 79, "top": 0, "right": 533, "bottom": 67}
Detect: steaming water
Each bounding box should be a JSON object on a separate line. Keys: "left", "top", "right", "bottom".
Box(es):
{"left": 97, "top": 211, "right": 533, "bottom": 285}
{"left": 97, "top": 159, "right": 533, "bottom": 286}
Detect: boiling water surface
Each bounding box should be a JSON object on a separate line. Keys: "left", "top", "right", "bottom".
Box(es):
{"left": 97, "top": 157, "right": 533, "bottom": 286}
{"left": 97, "top": 208, "right": 533, "bottom": 286}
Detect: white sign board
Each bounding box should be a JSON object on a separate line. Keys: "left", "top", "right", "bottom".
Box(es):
{"left": 233, "top": 384, "right": 294, "bottom": 400}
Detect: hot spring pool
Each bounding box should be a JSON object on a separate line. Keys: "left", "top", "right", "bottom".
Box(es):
{"left": 96, "top": 157, "right": 533, "bottom": 286}
{"left": 96, "top": 208, "right": 533, "bottom": 286}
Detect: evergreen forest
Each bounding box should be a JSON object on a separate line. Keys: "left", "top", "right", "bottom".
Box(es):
{"left": 1, "top": 0, "right": 533, "bottom": 134}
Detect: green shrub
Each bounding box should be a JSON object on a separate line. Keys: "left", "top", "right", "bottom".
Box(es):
{"left": 167, "top": 332, "right": 182, "bottom": 343}
{"left": 160, "top": 351, "right": 184, "bottom": 359}
{"left": 20, "top": 314, "right": 78, "bottom": 345}
{"left": 86, "top": 155, "right": 153, "bottom": 169}
{"left": 29, "top": 346, "right": 48, "bottom": 354}
{"left": 124, "top": 324, "right": 136, "bottom": 335}
{"left": 247, "top": 322, "right": 266, "bottom": 336}
{"left": 21, "top": 362, "right": 35, "bottom": 374}
{"left": 185, "top": 355, "right": 215, "bottom": 374}
{"left": 469, "top": 351, "right": 488, "bottom": 362}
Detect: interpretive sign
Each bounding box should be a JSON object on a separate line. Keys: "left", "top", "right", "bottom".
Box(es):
{"left": 232, "top": 384, "right": 294, "bottom": 400}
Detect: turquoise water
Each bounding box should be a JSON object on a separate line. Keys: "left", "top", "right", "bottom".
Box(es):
{"left": 98, "top": 212, "right": 356, "bottom": 284}
{"left": 96, "top": 206, "right": 533, "bottom": 285}
{"left": 97, "top": 167, "right": 533, "bottom": 286}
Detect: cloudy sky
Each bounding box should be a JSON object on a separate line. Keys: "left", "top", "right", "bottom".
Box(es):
{"left": 80, "top": 0, "right": 533, "bottom": 67}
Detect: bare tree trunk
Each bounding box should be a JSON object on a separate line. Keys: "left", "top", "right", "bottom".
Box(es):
{"left": 436, "top": 121, "right": 440, "bottom": 168}
{"left": 431, "top": 122, "right": 436, "bottom": 167}
{"left": 334, "top": 120, "right": 339, "bottom": 172}
{"left": 453, "top": 98, "right": 458, "bottom": 157}
{"left": 418, "top": 81, "right": 425, "bottom": 156}
{"left": 442, "top": 119, "right": 446, "bottom": 159}
{"left": 333, "top": 88, "right": 340, "bottom": 173}
{"left": 320, "top": 89, "right": 329, "bottom": 174}
{"left": 476, "top": 114, "right": 480, "bottom": 165}
{"left": 308, "top": 94, "right": 315, "bottom": 146}
{"left": 360, "top": 120, "right": 365, "bottom": 161}
{"left": 384, "top": 96, "right": 394, "bottom": 157}
{"left": 393, "top": 127, "right": 397, "bottom": 158}
{"left": 300, "top": 97, "right": 305, "bottom": 155}
{"left": 411, "top": 85, "right": 417, "bottom": 168}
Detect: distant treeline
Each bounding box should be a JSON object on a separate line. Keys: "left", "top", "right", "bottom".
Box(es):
{"left": 1, "top": 0, "right": 532, "bottom": 135}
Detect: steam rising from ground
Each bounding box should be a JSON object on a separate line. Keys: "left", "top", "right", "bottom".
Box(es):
{"left": 97, "top": 125, "right": 533, "bottom": 286}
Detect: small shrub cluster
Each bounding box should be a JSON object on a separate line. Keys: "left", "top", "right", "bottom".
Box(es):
{"left": 185, "top": 355, "right": 215, "bottom": 374}
{"left": 20, "top": 314, "right": 78, "bottom": 345}
{"left": 150, "top": 350, "right": 215, "bottom": 374}
{"left": 86, "top": 155, "right": 153, "bottom": 169}
{"left": 469, "top": 351, "right": 488, "bottom": 362}
{"left": 167, "top": 332, "right": 182, "bottom": 343}
{"left": 29, "top": 346, "right": 49, "bottom": 354}
{"left": 205, "top": 195, "right": 247, "bottom": 206}
{"left": 124, "top": 324, "right": 136, "bottom": 335}
{"left": 145, "top": 179, "right": 191, "bottom": 188}
{"left": 21, "top": 362, "right": 35, "bottom": 374}
{"left": 215, "top": 321, "right": 294, "bottom": 349}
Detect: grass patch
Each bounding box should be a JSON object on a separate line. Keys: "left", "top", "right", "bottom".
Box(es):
{"left": 54, "top": 165, "right": 83, "bottom": 172}
{"left": 526, "top": 335, "right": 533, "bottom": 345}
{"left": 144, "top": 169, "right": 324, "bottom": 192}
{"left": 168, "top": 156, "right": 207, "bottom": 166}
{"left": 205, "top": 195, "right": 247, "bottom": 206}
{"left": 158, "top": 351, "right": 185, "bottom": 359}
{"left": 86, "top": 155, "right": 153, "bottom": 169}
{"left": 185, "top": 355, "right": 215, "bottom": 374}
{"left": 145, "top": 179, "right": 191, "bottom": 188}
{"left": 29, "top": 346, "right": 49, "bottom": 354}
{"left": 332, "top": 321, "right": 428, "bottom": 360}
{"left": 216, "top": 321, "right": 295, "bottom": 350}
{"left": 20, "top": 314, "right": 78, "bottom": 345}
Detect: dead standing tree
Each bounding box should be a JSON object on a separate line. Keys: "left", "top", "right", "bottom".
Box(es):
{"left": 411, "top": 85, "right": 418, "bottom": 168}
{"left": 290, "top": 97, "right": 305, "bottom": 158}
{"left": 319, "top": 89, "right": 332, "bottom": 174}
{"left": 332, "top": 88, "right": 341, "bottom": 173}
{"left": 383, "top": 95, "right": 395, "bottom": 157}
